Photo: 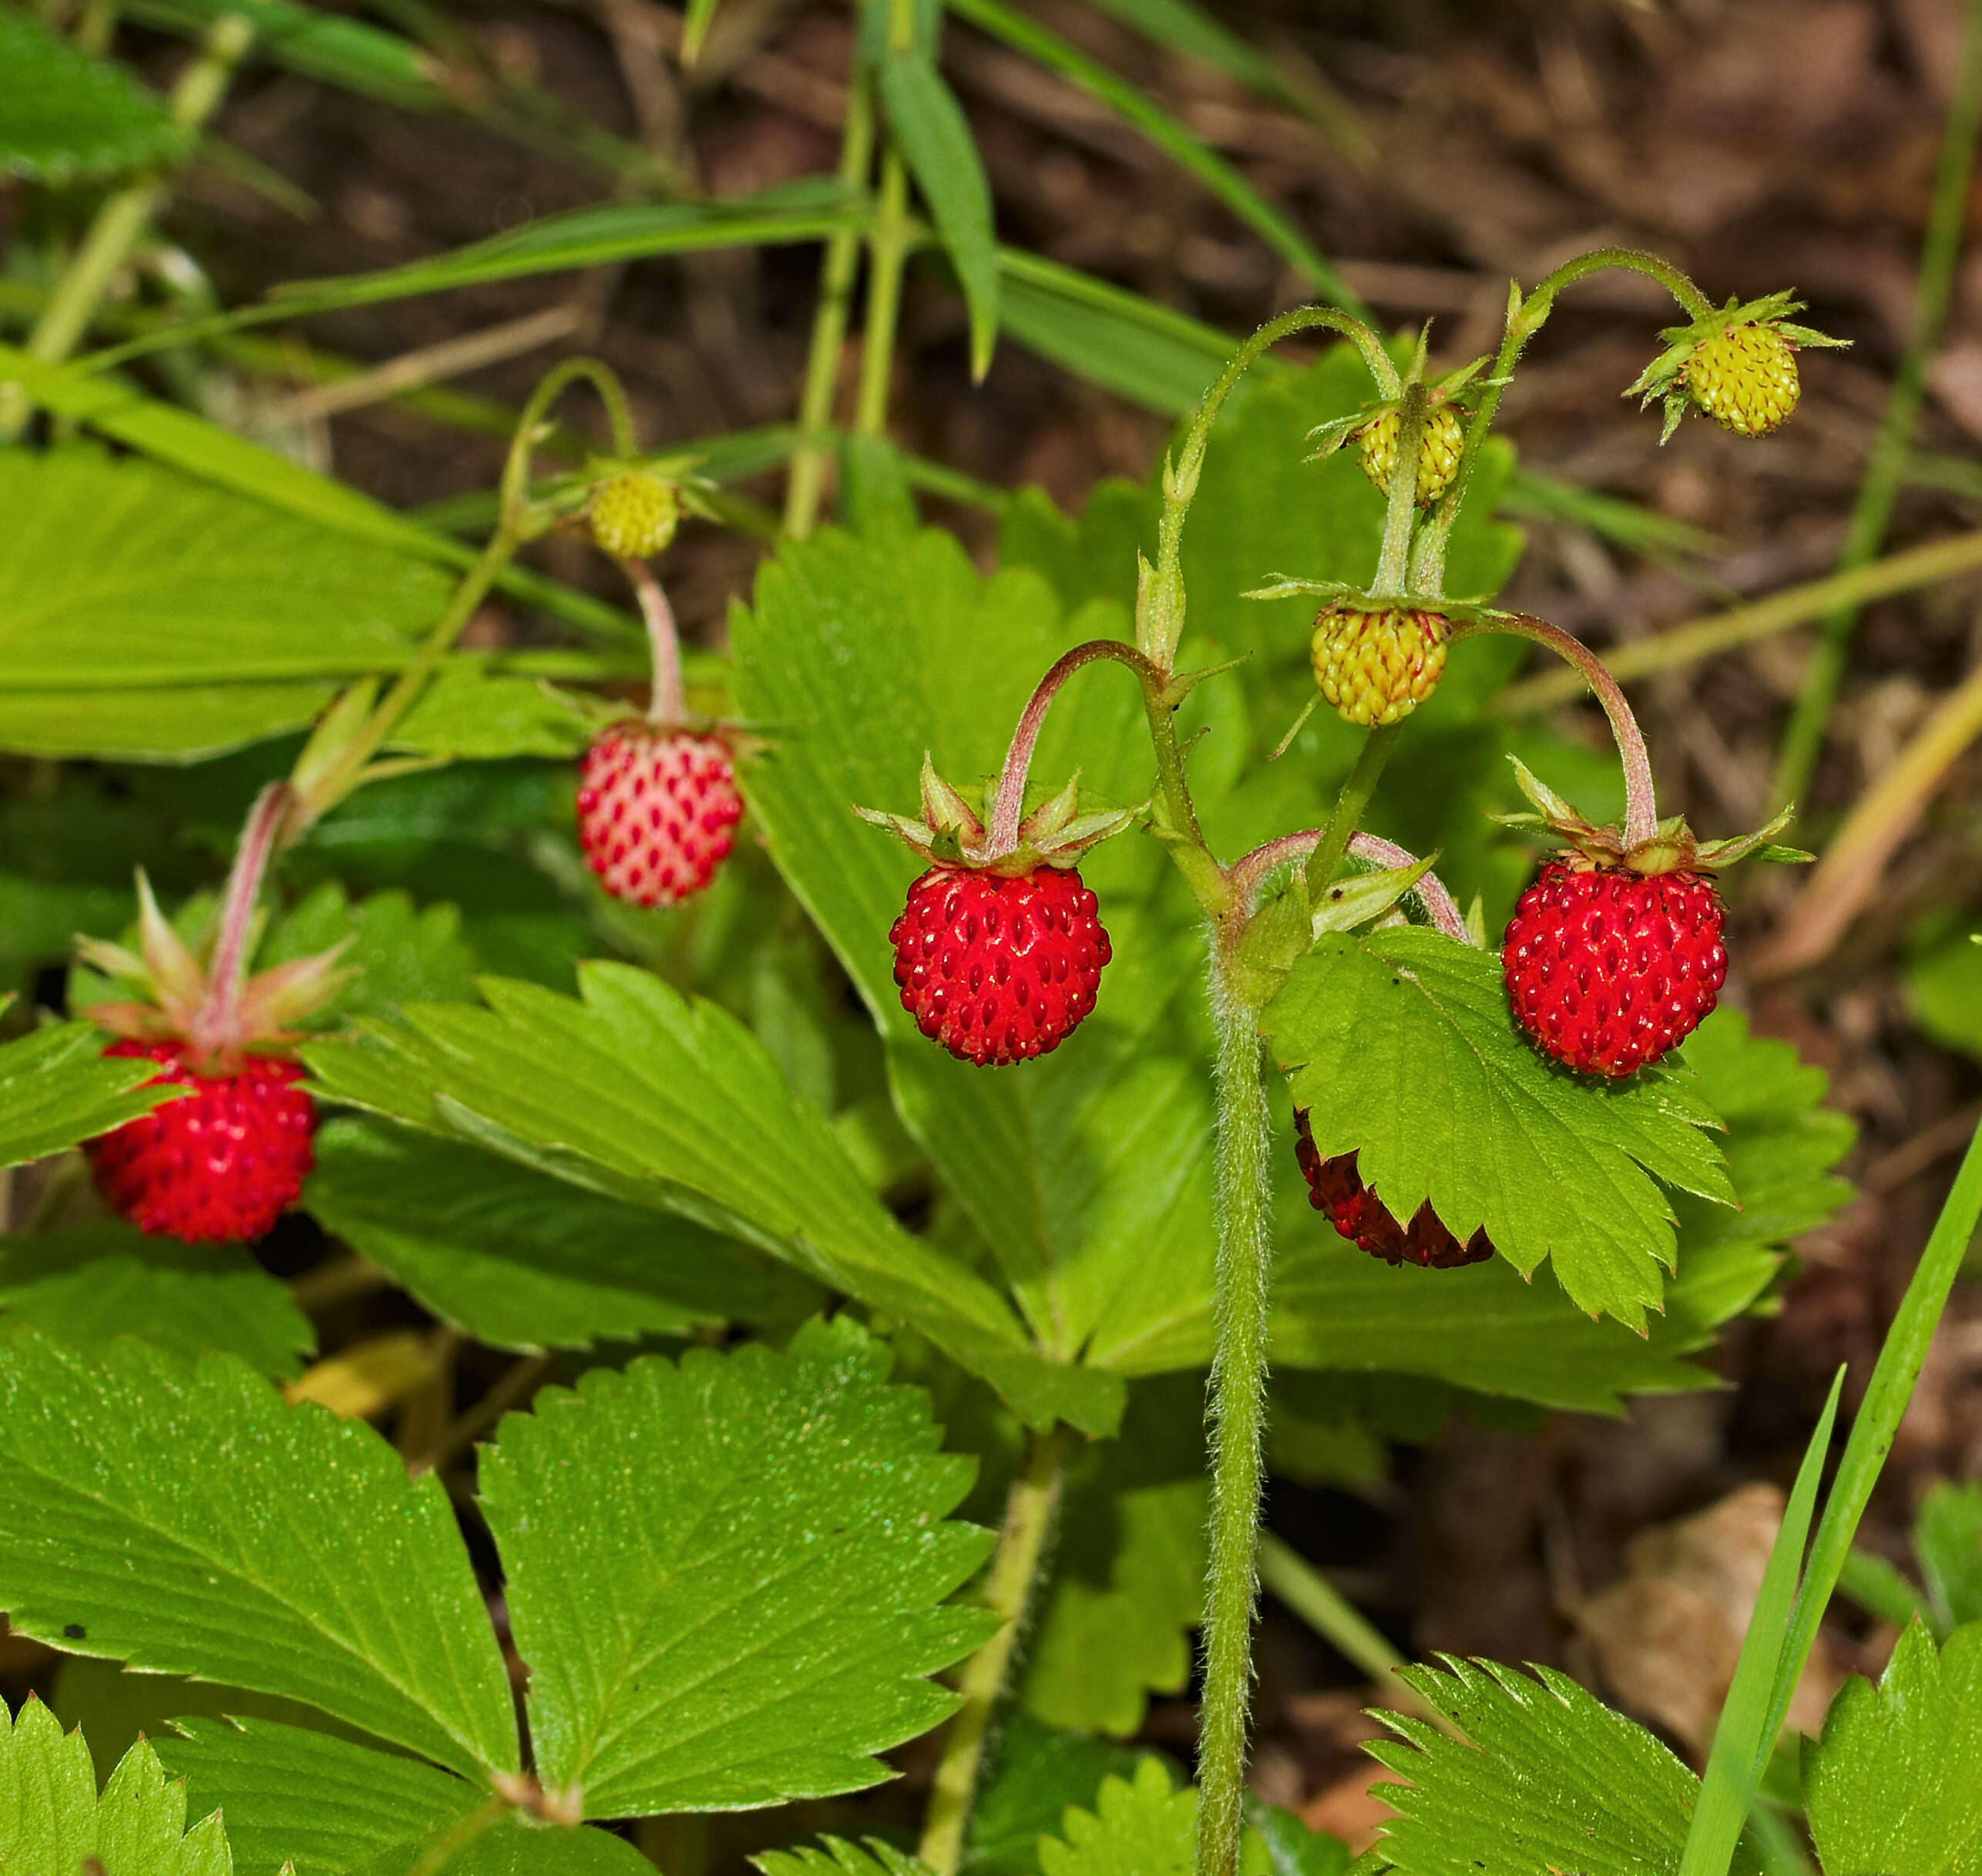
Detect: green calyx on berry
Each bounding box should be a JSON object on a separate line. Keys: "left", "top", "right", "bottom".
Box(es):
{"left": 1624, "top": 291, "right": 1847, "bottom": 443}
{"left": 1493, "top": 755, "right": 1811, "bottom": 879}
{"left": 76, "top": 872, "right": 353, "bottom": 1074}
{"left": 1307, "top": 355, "right": 1486, "bottom": 507}
{"left": 855, "top": 754, "right": 1138, "bottom": 876}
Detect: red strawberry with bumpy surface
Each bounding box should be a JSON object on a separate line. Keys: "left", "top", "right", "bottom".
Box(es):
{"left": 578, "top": 726, "right": 742, "bottom": 908}
{"left": 1503, "top": 860, "right": 1727, "bottom": 1078}
{"left": 891, "top": 866, "right": 1110, "bottom": 1066}
{"left": 1294, "top": 1115, "right": 1492, "bottom": 1269}
{"left": 86, "top": 1041, "right": 317, "bottom": 1242}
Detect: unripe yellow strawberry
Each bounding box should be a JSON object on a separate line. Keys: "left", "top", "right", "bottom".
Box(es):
{"left": 1311, "top": 605, "right": 1450, "bottom": 727}
{"left": 1355, "top": 405, "right": 1465, "bottom": 506}
{"left": 590, "top": 472, "right": 680, "bottom": 559}
{"left": 1681, "top": 322, "right": 1800, "bottom": 436}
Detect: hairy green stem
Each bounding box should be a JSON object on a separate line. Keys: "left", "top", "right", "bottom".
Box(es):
{"left": 1413, "top": 247, "right": 1710, "bottom": 592}
{"left": 1302, "top": 723, "right": 1401, "bottom": 897}
{"left": 1771, "top": 0, "right": 1982, "bottom": 812}
{"left": 1197, "top": 961, "right": 1274, "bottom": 1876}
{"left": 1145, "top": 304, "right": 1395, "bottom": 669}
{"left": 919, "top": 1427, "right": 1067, "bottom": 1876}
{"left": 0, "top": 10, "right": 252, "bottom": 441}
{"left": 1372, "top": 382, "right": 1423, "bottom": 593}
{"left": 784, "top": 71, "right": 875, "bottom": 535}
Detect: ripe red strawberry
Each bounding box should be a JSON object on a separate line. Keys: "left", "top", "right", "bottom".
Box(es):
{"left": 86, "top": 1041, "right": 317, "bottom": 1242}
{"left": 1503, "top": 860, "right": 1727, "bottom": 1078}
{"left": 890, "top": 866, "right": 1110, "bottom": 1066}
{"left": 577, "top": 726, "right": 743, "bottom": 909}
{"left": 1294, "top": 1114, "right": 1491, "bottom": 1269}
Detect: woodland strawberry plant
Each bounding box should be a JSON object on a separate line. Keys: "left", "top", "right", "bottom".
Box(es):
{"left": 4, "top": 3, "right": 1982, "bottom": 1875}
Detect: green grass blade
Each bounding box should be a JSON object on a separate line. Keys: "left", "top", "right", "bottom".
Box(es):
{"left": 1677, "top": 1366, "right": 1842, "bottom": 1876}
{"left": 121, "top": 0, "right": 442, "bottom": 108}
{"left": 680, "top": 0, "right": 724, "bottom": 63}
{"left": 1755, "top": 1108, "right": 1982, "bottom": 1773}
{"left": 949, "top": 0, "right": 1362, "bottom": 314}
{"left": 881, "top": 51, "right": 1001, "bottom": 377}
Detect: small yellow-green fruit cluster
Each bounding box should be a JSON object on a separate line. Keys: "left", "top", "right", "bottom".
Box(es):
{"left": 1311, "top": 604, "right": 1450, "bottom": 727}
{"left": 589, "top": 471, "right": 681, "bottom": 559}
{"left": 1355, "top": 404, "right": 1465, "bottom": 506}
{"left": 1682, "top": 322, "right": 1801, "bottom": 436}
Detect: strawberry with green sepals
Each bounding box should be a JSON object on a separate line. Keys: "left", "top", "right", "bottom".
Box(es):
{"left": 1307, "top": 352, "right": 1486, "bottom": 509}
{"left": 858, "top": 755, "right": 1132, "bottom": 1067}
{"left": 79, "top": 785, "right": 350, "bottom": 1243}
{"left": 1497, "top": 757, "right": 1803, "bottom": 1078}
{"left": 1626, "top": 291, "right": 1847, "bottom": 442}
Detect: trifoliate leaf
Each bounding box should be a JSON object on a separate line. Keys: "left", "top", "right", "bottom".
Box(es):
{"left": 1360, "top": 1657, "right": 1759, "bottom": 1876}
{"left": 301, "top": 964, "right": 1120, "bottom": 1435}
{"left": 1022, "top": 1380, "right": 1206, "bottom": 1737}
{"left": 1039, "top": 1760, "right": 1193, "bottom": 1876}
{"left": 0, "top": 1333, "right": 518, "bottom": 1780}
{"left": 0, "top": 1224, "right": 313, "bottom": 1377}
{"left": 1917, "top": 1484, "right": 1982, "bottom": 1634}
{"left": 969, "top": 1713, "right": 1161, "bottom": 1876}
{"left": 304, "top": 1119, "right": 819, "bottom": 1351}
{"left": 1264, "top": 928, "right": 1734, "bottom": 1327}
{"left": 0, "top": 14, "right": 186, "bottom": 182}
{"left": 0, "top": 450, "right": 450, "bottom": 761}
{"left": 756, "top": 1836, "right": 931, "bottom": 1876}
{"left": 0, "top": 1696, "right": 229, "bottom": 1876}
{"left": 0, "top": 1017, "right": 184, "bottom": 1170}
{"left": 1804, "top": 1619, "right": 1982, "bottom": 1876}
{"left": 477, "top": 1316, "right": 999, "bottom": 1821}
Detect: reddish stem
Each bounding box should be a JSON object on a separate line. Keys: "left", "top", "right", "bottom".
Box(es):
{"left": 627, "top": 558, "right": 687, "bottom": 726}
{"left": 1456, "top": 613, "right": 1659, "bottom": 847}
{"left": 190, "top": 782, "right": 293, "bottom": 1057}
{"left": 983, "top": 640, "right": 1161, "bottom": 859}
{"left": 1226, "top": 827, "right": 1470, "bottom": 943}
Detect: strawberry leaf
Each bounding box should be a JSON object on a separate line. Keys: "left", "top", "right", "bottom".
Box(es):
{"left": 0, "top": 1018, "right": 184, "bottom": 1171}
{"left": 0, "top": 449, "right": 451, "bottom": 761}
{"left": 477, "top": 1317, "right": 998, "bottom": 1820}
{"left": 755, "top": 1837, "right": 930, "bottom": 1876}
{"left": 1022, "top": 1380, "right": 1206, "bottom": 1738}
{"left": 969, "top": 1715, "right": 1160, "bottom": 1876}
{"left": 1803, "top": 1618, "right": 1982, "bottom": 1876}
{"left": 0, "top": 1333, "right": 519, "bottom": 1780}
{"left": 1359, "top": 1658, "right": 1759, "bottom": 1876}
{"left": 0, "top": 1224, "right": 313, "bottom": 1378}
{"left": 0, "top": 1696, "right": 230, "bottom": 1876}
{"left": 1262, "top": 927, "right": 1735, "bottom": 1327}
{"left": 304, "top": 1118, "right": 820, "bottom": 1351}
{"left": 301, "top": 963, "right": 1120, "bottom": 1434}
{"left": 1040, "top": 1760, "right": 1194, "bottom": 1876}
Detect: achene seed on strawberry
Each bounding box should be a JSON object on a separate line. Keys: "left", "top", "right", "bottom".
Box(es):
{"left": 890, "top": 865, "right": 1110, "bottom": 1066}
{"left": 86, "top": 1040, "right": 317, "bottom": 1244}
{"left": 577, "top": 726, "right": 743, "bottom": 909}
{"left": 1294, "top": 1113, "right": 1492, "bottom": 1269}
